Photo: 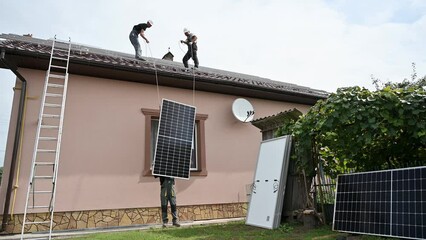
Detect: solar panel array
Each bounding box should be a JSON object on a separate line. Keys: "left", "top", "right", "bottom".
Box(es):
{"left": 333, "top": 166, "right": 426, "bottom": 239}
{"left": 152, "top": 99, "right": 196, "bottom": 180}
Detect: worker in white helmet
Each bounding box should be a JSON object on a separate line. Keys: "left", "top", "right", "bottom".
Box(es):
{"left": 180, "top": 28, "right": 199, "bottom": 70}
{"left": 129, "top": 20, "right": 153, "bottom": 60}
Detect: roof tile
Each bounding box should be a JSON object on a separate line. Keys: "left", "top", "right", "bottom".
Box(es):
{"left": 0, "top": 34, "right": 329, "bottom": 98}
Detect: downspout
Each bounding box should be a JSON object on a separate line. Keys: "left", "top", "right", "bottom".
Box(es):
{"left": 0, "top": 49, "right": 28, "bottom": 232}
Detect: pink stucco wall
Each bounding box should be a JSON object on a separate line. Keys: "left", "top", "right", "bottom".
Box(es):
{"left": 0, "top": 68, "right": 311, "bottom": 214}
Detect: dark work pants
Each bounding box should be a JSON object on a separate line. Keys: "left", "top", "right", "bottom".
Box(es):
{"left": 160, "top": 179, "right": 178, "bottom": 223}
{"left": 183, "top": 49, "right": 199, "bottom": 68}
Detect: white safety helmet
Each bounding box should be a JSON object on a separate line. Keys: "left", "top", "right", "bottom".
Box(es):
{"left": 147, "top": 20, "right": 153, "bottom": 26}
{"left": 183, "top": 28, "right": 190, "bottom": 33}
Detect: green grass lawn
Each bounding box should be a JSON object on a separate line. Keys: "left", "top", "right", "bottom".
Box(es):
{"left": 68, "top": 221, "right": 392, "bottom": 240}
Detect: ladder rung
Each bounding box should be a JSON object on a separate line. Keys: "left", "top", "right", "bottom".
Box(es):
{"left": 29, "top": 205, "right": 51, "bottom": 209}
{"left": 40, "top": 125, "right": 59, "bottom": 129}
{"left": 47, "top": 83, "right": 64, "bottom": 88}
{"left": 45, "top": 93, "right": 63, "bottom": 97}
{"left": 44, "top": 103, "right": 62, "bottom": 108}
{"left": 30, "top": 190, "right": 53, "bottom": 194}
{"left": 35, "top": 162, "right": 55, "bottom": 166}
{"left": 51, "top": 65, "right": 67, "bottom": 69}
{"left": 33, "top": 176, "right": 54, "bottom": 179}
{"left": 52, "top": 56, "right": 68, "bottom": 61}
{"left": 24, "top": 237, "right": 50, "bottom": 240}
{"left": 22, "top": 237, "right": 50, "bottom": 240}
{"left": 49, "top": 74, "right": 66, "bottom": 79}
{"left": 37, "top": 149, "right": 56, "bottom": 153}
{"left": 24, "top": 221, "right": 50, "bottom": 225}
{"left": 54, "top": 39, "right": 71, "bottom": 44}
{"left": 39, "top": 137, "right": 58, "bottom": 141}
{"left": 42, "top": 114, "right": 60, "bottom": 118}
{"left": 53, "top": 48, "right": 69, "bottom": 52}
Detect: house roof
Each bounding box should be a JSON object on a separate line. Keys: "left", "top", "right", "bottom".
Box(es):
{"left": 251, "top": 108, "right": 303, "bottom": 131}
{"left": 0, "top": 33, "right": 329, "bottom": 104}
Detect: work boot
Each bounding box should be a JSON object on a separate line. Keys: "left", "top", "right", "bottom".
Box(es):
{"left": 172, "top": 221, "right": 181, "bottom": 227}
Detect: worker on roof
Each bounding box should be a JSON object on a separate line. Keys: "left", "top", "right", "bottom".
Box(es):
{"left": 181, "top": 28, "right": 199, "bottom": 70}
{"left": 129, "top": 20, "right": 153, "bottom": 61}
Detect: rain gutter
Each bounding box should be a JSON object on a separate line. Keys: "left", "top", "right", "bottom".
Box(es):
{"left": 0, "top": 49, "right": 28, "bottom": 232}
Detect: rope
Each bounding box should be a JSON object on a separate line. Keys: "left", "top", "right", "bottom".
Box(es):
{"left": 189, "top": 42, "right": 196, "bottom": 106}
{"left": 192, "top": 67, "right": 196, "bottom": 106}
{"left": 178, "top": 41, "right": 186, "bottom": 54}
{"left": 147, "top": 44, "right": 161, "bottom": 107}
{"left": 182, "top": 36, "right": 197, "bottom": 106}
{"left": 147, "top": 40, "right": 197, "bottom": 107}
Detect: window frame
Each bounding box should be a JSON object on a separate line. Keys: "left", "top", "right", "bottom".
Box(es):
{"left": 141, "top": 108, "right": 208, "bottom": 177}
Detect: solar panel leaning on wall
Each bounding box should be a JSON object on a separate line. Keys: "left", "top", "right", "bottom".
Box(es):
{"left": 333, "top": 166, "right": 426, "bottom": 240}
{"left": 152, "top": 99, "right": 196, "bottom": 180}
{"left": 246, "top": 136, "right": 292, "bottom": 229}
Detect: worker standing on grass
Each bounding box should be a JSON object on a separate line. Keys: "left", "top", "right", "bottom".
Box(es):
{"left": 159, "top": 176, "right": 181, "bottom": 227}
{"left": 181, "top": 28, "right": 199, "bottom": 70}
{"left": 129, "top": 20, "right": 153, "bottom": 60}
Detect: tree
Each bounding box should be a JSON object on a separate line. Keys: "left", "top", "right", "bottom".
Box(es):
{"left": 277, "top": 76, "right": 426, "bottom": 178}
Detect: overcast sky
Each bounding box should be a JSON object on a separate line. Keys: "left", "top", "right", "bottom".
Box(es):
{"left": 0, "top": 0, "right": 426, "bottom": 166}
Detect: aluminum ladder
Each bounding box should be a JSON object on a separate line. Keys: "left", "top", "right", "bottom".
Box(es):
{"left": 21, "top": 36, "right": 71, "bottom": 240}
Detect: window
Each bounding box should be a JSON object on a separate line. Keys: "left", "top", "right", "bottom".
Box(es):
{"left": 151, "top": 119, "right": 198, "bottom": 170}
{"left": 141, "top": 108, "right": 208, "bottom": 176}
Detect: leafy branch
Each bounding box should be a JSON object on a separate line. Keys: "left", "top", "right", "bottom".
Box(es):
{"left": 277, "top": 75, "right": 426, "bottom": 178}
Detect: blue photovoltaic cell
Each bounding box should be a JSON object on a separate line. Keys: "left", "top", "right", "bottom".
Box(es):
{"left": 333, "top": 166, "right": 426, "bottom": 239}
{"left": 391, "top": 167, "right": 426, "bottom": 239}
{"left": 152, "top": 99, "right": 196, "bottom": 179}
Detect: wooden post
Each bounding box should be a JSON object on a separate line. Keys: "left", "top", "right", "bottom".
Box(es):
{"left": 312, "top": 134, "right": 326, "bottom": 224}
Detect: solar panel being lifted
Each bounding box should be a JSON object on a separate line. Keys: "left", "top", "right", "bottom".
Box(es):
{"left": 152, "top": 99, "right": 196, "bottom": 180}
{"left": 333, "top": 166, "right": 426, "bottom": 240}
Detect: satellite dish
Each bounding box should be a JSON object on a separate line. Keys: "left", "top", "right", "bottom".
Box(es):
{"left": 232, "top": 98, "right": 255, "bottom": 122}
